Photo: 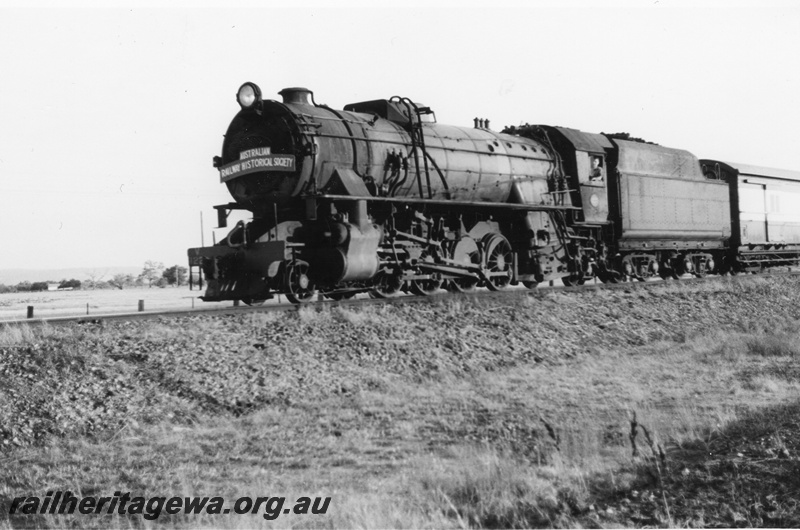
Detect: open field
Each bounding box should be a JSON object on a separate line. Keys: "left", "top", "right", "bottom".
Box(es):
{"left": 0, "top": 287, "right": 236, "bottom": 321}
{"left": 2, "top": 276, "right": 800, "bottom": 528}
{"left": 0, "top": 274, "right": 715, "bottom": 321}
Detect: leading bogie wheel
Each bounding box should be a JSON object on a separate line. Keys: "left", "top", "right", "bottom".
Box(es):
{"left": 370, "top": 269, "right": 404, "bottom": 298}
{"left": 284, "top": 260, "right": 316, "bottom": 304}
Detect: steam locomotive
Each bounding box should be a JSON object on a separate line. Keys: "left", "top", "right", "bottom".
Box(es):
{"left": 187, "top": 83, "right": 800, "bottom": 303}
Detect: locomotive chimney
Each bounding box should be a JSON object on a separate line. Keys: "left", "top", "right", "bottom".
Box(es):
{"left": 278, "top": 87, "right": 314, "bottom": 105}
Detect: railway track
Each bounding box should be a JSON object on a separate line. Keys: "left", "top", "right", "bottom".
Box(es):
{"left": 3, "top": 269, "right": 798, "bottom": 327}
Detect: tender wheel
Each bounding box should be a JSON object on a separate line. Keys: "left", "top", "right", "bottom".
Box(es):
{"left": 370, "top": 269, "right": 403, "bottom": 298}
{"left": 621, "top": 257, "right": 635, "bottom": 282}
{"left": 482, "top": 234, "right": 513, "bottom": 291}
{"left": 680, "top": 257, "right": 695, "bottom": 277}
{"left": 447, "top": 237, "right": 480, "bottom": 293}
{"left": 666, "top": 260, "right": 681, "bottom": 280}
{"left": 522, "top": 281, "right": 539, "bottom": 289}
{"left": 284, "top": 260, "right": 316, "bottom": 304}
{"left": 635, "top": 263, "right": 648, "bottom": 282}
{"left": 694, "top": 256, "right": 715, "bottom": 278}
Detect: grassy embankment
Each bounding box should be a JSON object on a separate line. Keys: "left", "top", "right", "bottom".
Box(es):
{"left": 2, "top": 277, "right": 800, "bottom": 528}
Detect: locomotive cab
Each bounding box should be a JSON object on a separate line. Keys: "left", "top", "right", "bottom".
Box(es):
{"left": 574, "top": 151, "right": 610, "bottom": 225}
{"left": 534, "top": 126, "right": 613, "bottom": 226}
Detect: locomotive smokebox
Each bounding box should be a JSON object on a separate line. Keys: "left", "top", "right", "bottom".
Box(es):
{"left": 278, "top": 87, "right": 313, "bottom": 105}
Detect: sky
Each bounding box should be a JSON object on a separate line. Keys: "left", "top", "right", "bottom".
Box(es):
{"left": 1, "top": 0, "right": 799, "bottom": 270}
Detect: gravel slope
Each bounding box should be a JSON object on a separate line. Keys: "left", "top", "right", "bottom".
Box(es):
{"left": 2, "top": 275, "right": 800, "bottom": 451}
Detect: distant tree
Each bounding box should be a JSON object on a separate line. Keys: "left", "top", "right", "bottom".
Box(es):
{"left": 30, "top": 282, "right": 49, "bottom": 292}
{"left": 15, "top": 281, "right": 31, "bottom": 292}
{"left": 0, "top": 284, "right": 12, "bottom": 294}
{"left": 108, "top": 273, "right": 136, "bottom": 290}
{"left": 139, "top": 260, "right": 165, "bottom": 288}
{"left": 85, "top": 270, "right": 106, "bottom": 290}
{"left": 108, "top": 274, "right": 124, "bottom": 290}
{"left": 59, "top": 278, "right": 82, "bottom": 290}
{"left": 176, "top": 266, "right": 187, "bottom": 286}
{"left": 162, "top": 265, "right": 188, "bottom": 286}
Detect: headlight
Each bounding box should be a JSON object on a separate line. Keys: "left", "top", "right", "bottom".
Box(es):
{"left": 236, "top": 82, "right": 262, "bottom": 109}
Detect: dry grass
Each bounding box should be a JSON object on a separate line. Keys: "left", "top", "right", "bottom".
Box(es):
{"left": 0, "top": 323, "right": 49, "bottom": 346}
{"left": 6, "top": 326, "right": 797, "bottom": 528}
{"left": 356, "top": 327, "right": 800, "bottom": 528}
{"left": 3, "top": 279, "right": 800, "bottom": 528}
{"left": 0, "top": 322, "right": 87, "bottom": 348}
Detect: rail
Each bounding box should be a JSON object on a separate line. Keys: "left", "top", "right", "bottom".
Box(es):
{"left": 2, "top": 269, "right": 798, "bottom": 327}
